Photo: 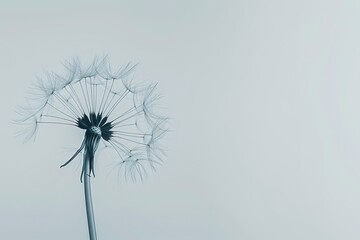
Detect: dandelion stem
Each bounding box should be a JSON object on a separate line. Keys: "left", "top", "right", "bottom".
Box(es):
{"left": 84, "top": 152, "right": 97, "bottom": 240}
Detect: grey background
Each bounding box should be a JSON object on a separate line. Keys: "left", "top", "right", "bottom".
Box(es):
{"left": 2, "top": 0, "right": 360, "bottom": 239}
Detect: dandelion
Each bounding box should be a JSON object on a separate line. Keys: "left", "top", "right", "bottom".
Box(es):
{"left": 15, "top": 56, "right": 168, "bottom": 240}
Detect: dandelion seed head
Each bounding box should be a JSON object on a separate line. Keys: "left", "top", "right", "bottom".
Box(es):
{"left": 16, "top": 56, "right": 168, "bottom": 181}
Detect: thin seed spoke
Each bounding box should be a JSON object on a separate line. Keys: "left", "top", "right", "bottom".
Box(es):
{"left": 47, "top": 102, "right": 78, "bottom": 121}
{"left": 41, "top": 114, "right": 77, "bottom": 123}
{"left": 64, "top": 85, "right": 85, "bottom": 115}
{"left": 69, "top": 84, "right": 86, "bottom": 114}
{"left": 98, "top": 79, "right": 108, "bottom": 113}
{"left": 53, "top": 92, "right": 82, "bottom": 118}
{"left": 108, "top": 140, "right": 126, "bottom": 160}
{"left": 109, "top": 138, "right": 131, "bottom": 152}
{"left": 111, "top": 111, "right": 143, "bottom": 126}
{"left": 100, "top": 79, "right": 115, "bottom": 114}
{"left": 111, "top": 135, "right": 147, "bottom": 145}
{"left": 105, "top": 89, "right": 129, "bottom": 116}
{"left": 36, "top": 121, "right": 77, "bottom": 126}
{"left": 110, "top": 107, "right": 136, "bottom": 122}
{"left": 112, "top": 123, "right": 136, "bottom": 128}
{"left": 79, "top": 79, "right": 91, "bottom": 113}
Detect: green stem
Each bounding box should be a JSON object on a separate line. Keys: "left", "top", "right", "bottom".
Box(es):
{"left": 84, "top": 154, "right": 97, "bottom": 240}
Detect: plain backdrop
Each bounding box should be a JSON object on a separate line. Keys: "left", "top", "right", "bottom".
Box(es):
{"left": 2, "top": 1, "right": 360, "bottom": 239}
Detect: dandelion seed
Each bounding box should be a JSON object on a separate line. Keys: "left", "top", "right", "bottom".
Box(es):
{"left": 15, "top": 56, "right": 168, "bottom": 240}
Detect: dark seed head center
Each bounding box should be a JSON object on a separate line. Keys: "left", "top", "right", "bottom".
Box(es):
{"left": 77, "top": 112, "right": 113, "bottom": 141}
{"left": 90, "top": 126, "right": 101, "bottom": 136}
